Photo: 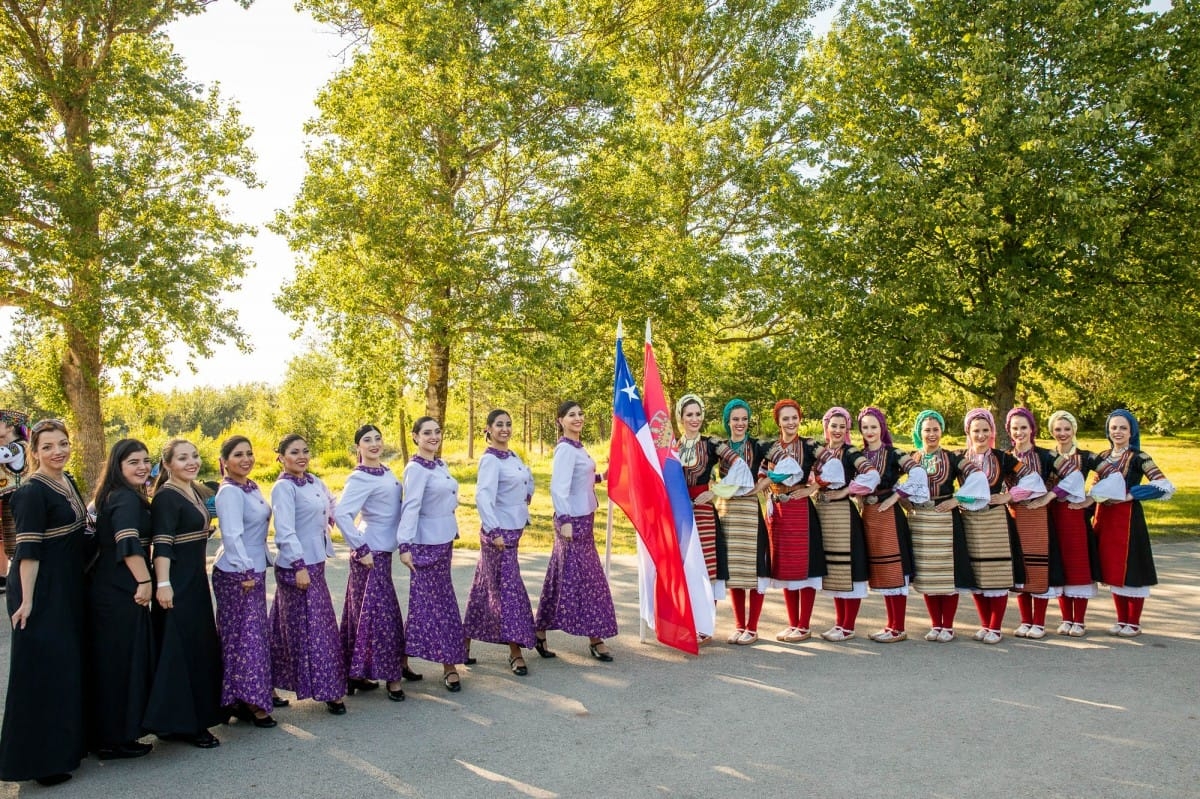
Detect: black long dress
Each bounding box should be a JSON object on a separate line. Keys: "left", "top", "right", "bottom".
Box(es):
{"left": 143, "top": 483, "right": 224, "bottom": 736}
{"left": 86, "top": 487, "right": 155, "bottom": 748}
{"left": 0, "top": 473, "right": 87, "bottom": 781}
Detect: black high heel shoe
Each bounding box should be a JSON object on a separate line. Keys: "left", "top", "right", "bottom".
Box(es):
{"left": 347, "top": 678, "right": 379, "bottom": 695}
{"left": 386, "top": 682, "right": 405, "bottom": 702}
{"left": 401, "top": 666, "right": 423, "bottom": 681}
{"left": 589, "top": 642, "right": 614, "bottom": 662}
{"left": 272, "top": 694, "right": 290, "bottom": 708}
{"left": 535, "top": 634, "right": 557, "bottom": 659}
{"left": 326, "top": 701, "right": 347, "bottom": 715}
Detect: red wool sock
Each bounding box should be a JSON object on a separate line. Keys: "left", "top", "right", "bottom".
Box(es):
{"left": 988, "top": 595, "right": 1008, "bottom": 631}
{"left": 972, "top": 593, "right": 989, "bottom": 626}
{"left": 833, "top": 597, "right": 845, "bottom": 629}
{"left": 1032, "top": 597, "right": 1048, "bottom": 627}
{"left": 1074, "top": 598, "right": 1088, "bottom": 625}
{"left": 730, "top": 588, "right": 747, "bottom": 629}
{"left": 747, "top": 590, "right": 765, "bottom": 632}
{"left": 784, "top": 589, "right": 801, "bottom": 627}
{"left": 798, "top": 587, "right": 816, "bottom": 629}
{"left": 942, "top": 593, "right": 959, "bottom": 630}
{"left": 1058, "top": 595, "right": 1073, "bottom": 624}
{"left": 892, "top": 594, "right": 907, "bottom": 632}
{"left": 1016, "top": 593, "right": 1033, "bottom": 625}
{"left": 883, "top": 595, "right": 897, "bottom": 630}
{"left": 924, "top": 595, "right": 940, "bottom": 627}
{"left": 1112, "top": 594, "right": 1129, "bottom": 624}
{"left": 843, "top": 598, "right": 862, "bottom": 631}
{"left": 1127, "top": 596, "right": 1145, "bottom": 626}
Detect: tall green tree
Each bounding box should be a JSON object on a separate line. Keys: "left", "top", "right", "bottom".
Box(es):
{"left": 277, "top": 0, "right": 610, "bottom": 428}
{"left": 0, "top": 1, "right": 257, "bottom": 485}
{"left": 792, "top": 0, "right": 1200, "bottom": 427}
{"left": 569, "top": 0, "right": 827, "bottom": 401}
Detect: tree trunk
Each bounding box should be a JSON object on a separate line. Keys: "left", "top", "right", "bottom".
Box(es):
{"left": 61, "top": 327, "right": 105, "bottom": 491}
{"left": 992, "top": 355, "right": 1022, "bottom": 449}
{"left": 467, "top": 363, "right": 475, "bottom": 459}
{"left": 425, "top": 339, "right": 451, "bottom": 426}
{"left": 397, "top": 403, "right": 410, "bottom": 462}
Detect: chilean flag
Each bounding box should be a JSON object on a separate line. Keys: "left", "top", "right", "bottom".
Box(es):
{"left": 607, "top": 323, "right": 699, "bottom": 654}
{"left": 642, "top": 323, "right": 716, "bottom": 639}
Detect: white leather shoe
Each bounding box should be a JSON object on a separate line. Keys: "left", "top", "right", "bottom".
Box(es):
{"left": 1026, "top": 625, "right": 1046, "bottom": 640}
{"left": 1014, "top": 623, "right": 1032, "bottom": 638}
{"left": 924, "top": 627, "right": 942, "bottom": 642}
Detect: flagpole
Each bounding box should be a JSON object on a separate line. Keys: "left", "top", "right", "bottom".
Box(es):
{"left": 639, "top": 317, "right": 651, "bottom": 645}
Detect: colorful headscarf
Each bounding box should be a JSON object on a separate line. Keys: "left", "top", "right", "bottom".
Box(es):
{"left": 1105, "top": 408, "right": 1141, "bottom": 450}
{"left": 857, "top": 406, "right": 893, "bottom": 449}
{"left": 772, "top": 399, "right": 803, "bottom": 425}
{"left": 963, "top": 408, "right": 997, "bottom": 450}
{"left": 722, "top": 398, "right": 751, "bottom": 438}
{"left": 822, "top": 406, "right": 852, "bottom": 445}
{"left": 0, "top": 409, "right": 29, "bottom": 441}
{"left": 1047, "top": 410, "right": 1078, "bottom": 450}
{"left": 675, "top": 393, "right": 704, "bottom": 421}
{"left": 1005, "top": 407, "right": 1039, "bottom": 440}
{"left": 912, "top": 410, "right": 946, "bottom": 450}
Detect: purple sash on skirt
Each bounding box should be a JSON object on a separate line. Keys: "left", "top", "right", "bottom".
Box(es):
{"left": 462, "top": 528, "right": 537, "bottom": 648}
{"left": 212, "top": 568, "right": 273, "bottom": 712}
{"left": 404, "top": 542, "right": 468, "bottom": 665}
{"left": 340, "top": 551, "right": 404, "bottom": 681}
{"left": 534, "top": 514, "right": 618, "bottom": 638}
{"left": 270, "top": 561, "right": 347, "bottom": 701}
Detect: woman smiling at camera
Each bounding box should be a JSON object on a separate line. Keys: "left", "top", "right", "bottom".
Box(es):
{"left": 0, "top": 420, "right": 88, "bottom": 786}
{"left": 397, "top": 417, "right": 468, "bottom": 692}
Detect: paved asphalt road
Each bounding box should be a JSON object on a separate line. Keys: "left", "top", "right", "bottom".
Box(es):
{"left": 1, "top": 539, "right": 1197, "bottom": 798}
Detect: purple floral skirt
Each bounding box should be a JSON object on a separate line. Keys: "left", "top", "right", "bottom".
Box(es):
{"left": 340, "top": 551, "right": 404, "bottom": 682}
{"left": 270, "top": 561, "right": 346, "bottom": 701}
{"left": 404, "top": 543, "right": 467, "bottom": 665}
{"left": 212, "top": 567, "right": 273, "bottom": 712}
{"left": 462, "top": 528, "right": 537, "bottom": 648}
{"left": 534, "top": 514, "right": 618, "bottom": 639}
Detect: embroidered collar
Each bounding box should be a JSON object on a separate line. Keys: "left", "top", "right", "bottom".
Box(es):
{"left": 411, "top": 455, "right": 442, "bottom": 470}
{"left": 485, "top": 447, "right": 513, "bottom": 460}
{"left": 355, "top": 464, "right": 390, "bottom": 476}
{"left": 222, "top": 477, "right": 259, "bottom": 494}
{"left": 279, "top": 471, "right": 314, "bottom": 486}
{"left": 558, "top": 437, "right": 583, "bottom": 449}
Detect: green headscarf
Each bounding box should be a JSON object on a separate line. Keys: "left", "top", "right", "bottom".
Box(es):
{"left": 911, "top": 409, "right": 946, "bottom": 450}
{"left": 722, "top": 398, "right": 751, "bottom": 438}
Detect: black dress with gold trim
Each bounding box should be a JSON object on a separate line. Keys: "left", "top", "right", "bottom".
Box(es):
{"left": 86, "top": 486, "right": 155, "bottom": 749}
{"left": 143, "top": 483, "right": 224, "bottom": 736}
{"left": 0, "top": 474, "right": 87, "bottom": 781}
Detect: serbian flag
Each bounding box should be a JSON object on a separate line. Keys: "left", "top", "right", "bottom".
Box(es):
{"left": 608, "top": 322, "right": 699, "bottom": 654}
{"left": 642, "top": 322, "right": 716, "bottom": 639}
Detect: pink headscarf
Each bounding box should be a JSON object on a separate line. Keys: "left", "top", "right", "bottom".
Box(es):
{"left": 857, "top": 406, "right": 893, "bottom": 449}
{"left": 963, "top": 408, "right": 997, "bottom": 450}
{"left": 1005, "top": 407, "right": 1038, "bottom": 440}
{"left": 822, "top": 406, "right": 852, "bottom": 445}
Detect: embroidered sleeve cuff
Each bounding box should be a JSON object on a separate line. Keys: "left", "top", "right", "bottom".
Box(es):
{"left": 352, "top": 544, "right": 371, "bottom": 559}
{"left": 398, "top": 542, "right": 412, "bottom": 555}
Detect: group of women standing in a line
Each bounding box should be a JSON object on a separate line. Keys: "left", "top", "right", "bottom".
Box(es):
{"left": 0, "top": 402, "right": 619, "bottom": 787}
{"left": 677, "top": 398, "right": 1172, "bottom": 649}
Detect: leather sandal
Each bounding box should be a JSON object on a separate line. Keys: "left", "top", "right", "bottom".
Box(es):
{"left": 509, "top": 655, "right": 528, "bottom": 676}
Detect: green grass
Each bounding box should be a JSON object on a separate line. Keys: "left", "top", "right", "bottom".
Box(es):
{"left": 237, "top": 434, "right": 1197, "bottom": 552}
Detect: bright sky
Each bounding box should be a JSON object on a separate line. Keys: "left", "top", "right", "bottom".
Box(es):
{"left": 155, "top": 2, "right": 347, "bottom": 389}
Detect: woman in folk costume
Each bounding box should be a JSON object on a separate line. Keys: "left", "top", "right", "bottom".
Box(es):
{"left": 398, "top": 417, "right": 469, "bottom": 691}
{"left": 757, "top": 400, "right": 824, "bottom": 643}
{"left": 811, "top": 407, "right": 880, "bottom": 642}
{"left": 675, "top": 394, "right": 727, "bottom": 631}
{"left": 0, "top": 408, "right": 30, "bottom": 594}
{"left": 1005, "top": 408, "right": 1084, "bottom": 639}
{"left": 269, "top": 434, "right": 348, "bottom": 714}
{"left": 463, "top": 409, "right": 538, "bottom": 674}
{"left": 211, "top": 435, "right": 278, "bottom": 728}
{"left": 958, "top": 408, "right": 1047, "bottom": 644}
{"left": 335, "top": 424, "right": 418, "bottom": 703}
{"left": 535, "top": 400, "right": 618, "bottom": 661}
{"left": 0, "top": 420, "right": 87, "bottom": 785}
{"left": 1046, "top": 410, "right": 1102, "bottom": 635}
{"left": 710, "top": 399, "right": 774, "bottom": 645}
{"left": 1089, "top": 409, "right": 1174, "bottom": 637}
{"left": 855, "top": 407, "right": 928, "bottom": 643}
{"left": 907, "top": 410, "right": 989, "bottom": 642}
